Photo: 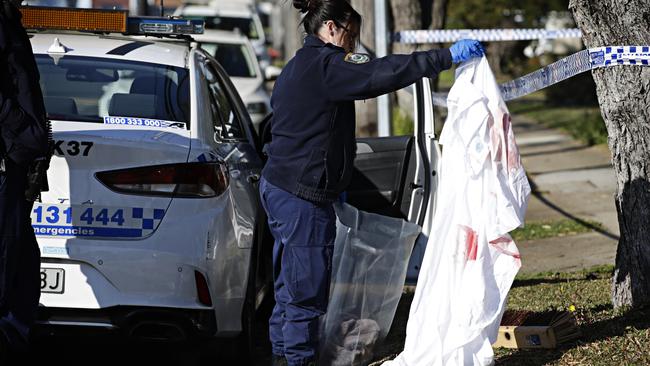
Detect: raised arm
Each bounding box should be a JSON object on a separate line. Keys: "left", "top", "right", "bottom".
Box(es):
{"left": 322, "top": 49, "right": 452, "bottom": 102}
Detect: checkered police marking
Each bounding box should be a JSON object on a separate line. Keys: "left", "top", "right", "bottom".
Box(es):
{"left": 31, "top": 204, "right": 166, "bottom": 238}
{"left": 431, "top": 45, "right": 650, "bottom": 107}
{"left": 394, "top": 28, "right": 583, "bottom": 44}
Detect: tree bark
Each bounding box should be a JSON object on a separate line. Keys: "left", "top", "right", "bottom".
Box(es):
{"left": 429, "top": 0, "right": 448, "bottom": 124}
{"left": 569, "top": 0, "right": 650, "bottom": 309}
{"left": 389, "top": 0, "right": 421, "bottom": 56}
{"left": 389, "top": 0, "right": 422, "bottom": 126}
{"left": 430, "top": 0, "right": 448, "bottom": 30}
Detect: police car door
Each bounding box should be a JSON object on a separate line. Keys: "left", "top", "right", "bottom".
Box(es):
{"left": 191, "top": 50, "right": 269, "bottom": 318}
{"left": 347, "top": 79, "right": 439, "bottom": 282}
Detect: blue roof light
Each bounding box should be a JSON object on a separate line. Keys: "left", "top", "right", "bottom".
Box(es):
{"left": 127, "top": 17, "right": 205, "bottom": 36}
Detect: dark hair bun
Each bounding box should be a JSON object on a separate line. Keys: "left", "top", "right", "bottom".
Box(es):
{"left": 293, "top": 0, "right": 319, "bottom": 13}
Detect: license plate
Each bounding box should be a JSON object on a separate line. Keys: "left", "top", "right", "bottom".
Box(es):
{"left": 41, "top": 268, "right": 65, "bottom": 294}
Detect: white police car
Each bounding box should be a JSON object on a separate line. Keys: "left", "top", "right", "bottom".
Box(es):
{"left": 174, "top": 1, "right": 270, "bottom": 70}
{"left": 25, "top": 7, "right": 270, "bottom": 350}
{"left": 193, "top": 30, "right": 271, "bottom": 129}
{"left": 26, "top": 5, "right": 445, "bottom": 357}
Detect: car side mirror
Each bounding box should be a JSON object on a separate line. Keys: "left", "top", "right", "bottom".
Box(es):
{"left": 264, "top": 65, "right": 282, "bottom": 82}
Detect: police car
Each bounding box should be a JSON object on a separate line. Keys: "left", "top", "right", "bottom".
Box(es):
{"left": 26, "top": 4, "right": 443, "bottom": 355}
{"left": 174, "top": 1, "right": 270, "bottom": 70}
{"left": 26, "top": 7, "right": 270, "bottom": 349}
{"left": 193, "top": 29, "right": 271, "bottom": 129}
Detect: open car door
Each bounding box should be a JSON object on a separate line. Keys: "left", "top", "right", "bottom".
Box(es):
{"left": 346, "top": 78, "right": 439, "bottom": 283}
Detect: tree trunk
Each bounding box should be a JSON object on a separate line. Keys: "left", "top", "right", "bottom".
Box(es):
{"left": 430, "top": 1, "right": 448, "bottom": 88}
{"left": 418, "top": 0, "right": 446, "bottom": 30}
{"left": 389, "top": 0, "right": 422, "bottom": 126}
{"left": 389, "top": 0, "right": 421, "bottom": 56}
{"left": 352, "top": 0, "right": 378, "bottom": 137}
{"left": 430, "top": 0, "right": 448, "bottom": 30}
{"left": 569, "top": 0, "right": 650, "bottom": 309}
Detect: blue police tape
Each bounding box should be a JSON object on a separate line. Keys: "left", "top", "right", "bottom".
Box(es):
{"left": 395, "top": 28, "right": 582, "bottom": 44}
{"left": 431, "top": 45, "right": 650, "bottom": 107}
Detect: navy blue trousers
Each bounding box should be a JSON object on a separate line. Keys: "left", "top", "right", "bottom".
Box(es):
{"left": 0, "top": 160, "right": 40, "bottom": 347}
{"left": 259, "top": 178, "right": 335, "bottom": 366}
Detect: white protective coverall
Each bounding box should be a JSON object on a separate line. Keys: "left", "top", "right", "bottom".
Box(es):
{"left": 385, "top": 57, "right": 531, "bottom": 366}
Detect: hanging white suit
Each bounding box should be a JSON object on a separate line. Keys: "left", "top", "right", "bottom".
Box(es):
{"left": 385, "top": 57, "right": 531, "bottom": 366}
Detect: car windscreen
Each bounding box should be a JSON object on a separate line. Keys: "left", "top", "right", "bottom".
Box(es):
{"left": 201, "top": 43, "right": 257, "bottom": 78}
{"left": 192, "top": 16, "right": 259, "bottom": 40}
{"left": 36, "top": 55, "right": 190, "bottom": 126}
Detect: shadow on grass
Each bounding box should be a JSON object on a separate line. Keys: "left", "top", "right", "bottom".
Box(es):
{"left": 511, "top": 276, "right": 601, "bottom": 288}
{"left": 513, "top": 267, "right": 612, "bottom": 288}
{"left": 496, "top": 305, "right": 650, "bottom": 366}
{"left": 520, "top": 145, "right": 591, "bottom": 158}
{"left": 528, "top": 163, "right": 614, "bottom": 176}
{"left": 372, "top": 275, "right": 650, "bottom": 366}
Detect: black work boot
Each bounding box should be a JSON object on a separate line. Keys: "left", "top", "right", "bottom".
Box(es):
{"left": 271, "top": 354, "right": 288, "bottom": 366}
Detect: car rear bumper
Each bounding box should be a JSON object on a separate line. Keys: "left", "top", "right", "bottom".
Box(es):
{"left": 35, "top": 306, "right": 218, "bottom": 341}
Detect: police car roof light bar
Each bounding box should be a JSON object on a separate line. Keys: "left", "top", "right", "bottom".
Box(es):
{"left": 21, "top": 6, "right": 128, "bottom": 33}
{"left": 127, "top": 17, "right": 204, "bottom": 36}
{"left": 20, "top": 6, "right": 204, "bottom": 36}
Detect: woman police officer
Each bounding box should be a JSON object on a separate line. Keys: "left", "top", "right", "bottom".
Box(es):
{"left": 260, "top": 1, "right": 484, "bottom": 364}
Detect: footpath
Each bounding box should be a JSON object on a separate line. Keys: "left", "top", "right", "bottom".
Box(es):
{"left": 513, "top": 116, "right": 619, "bottom": 274}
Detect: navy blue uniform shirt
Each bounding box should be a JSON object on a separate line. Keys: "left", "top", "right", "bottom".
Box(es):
{"left": 263, "top": 35, "right": 452, "bottom": 203}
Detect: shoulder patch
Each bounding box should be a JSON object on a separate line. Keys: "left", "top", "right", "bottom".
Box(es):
{"left": 344, "top": 53, "right": 370, "bottom": 64}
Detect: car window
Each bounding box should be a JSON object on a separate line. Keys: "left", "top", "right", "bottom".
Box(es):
{"left": 186, "top": 15, "right": 259, "bottom": 39}
{"left": 354, "top": 85, "right": 416, "bottom": 137}
{"left": 36, "top": 55, "right": 190, "bottom": 126}
{"left": 201, "top": 42, "right": 257, "bottom": 78}
{"left": 199, "top": 61, "right": 245, "bottom": 140}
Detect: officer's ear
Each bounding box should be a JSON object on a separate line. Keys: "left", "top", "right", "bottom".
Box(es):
{"left": 323, "top": 20, "right": 337, "bottom": 36}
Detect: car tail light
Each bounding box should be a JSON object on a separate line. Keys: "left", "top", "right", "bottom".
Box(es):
{"left": 194, "top": 271, "right": 212, "bottom": 307}
{"left": 95, "top": 162, "right": 229, "bottom": 198}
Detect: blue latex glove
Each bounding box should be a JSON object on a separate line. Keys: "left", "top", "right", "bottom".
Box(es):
{"left": 450, "top": 39, "right": 485, "bottom": 63}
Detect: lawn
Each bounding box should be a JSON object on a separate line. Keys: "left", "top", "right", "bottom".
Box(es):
{"left": 508, "top": 98, "right": 608, "bottom": 146}
{"left": 497, "top": 266, "right": 650, "bottom": 365}
{"left": 371, "top": 265, "right": 650, "bottom": 366}
{"left": 511, "top": 219, "right": 603, "bottom": 242}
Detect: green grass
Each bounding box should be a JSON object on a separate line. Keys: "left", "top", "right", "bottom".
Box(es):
{"left": 392, "top": 108, "right": 414, "bottom": 136}
{"left": 372, "top": 266, "right": 650, "bottom": 366}
{"left": 509, "top": 101, "right": 608, "bottom": 146}
{"left": 437, "top": 68, "right": 456, "bottom": 90}
{"left": 495, "top": 265, "right": 650, "bottom": 365}
{"left": 511, "top": 219, "right": 603, "bottom": 242}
